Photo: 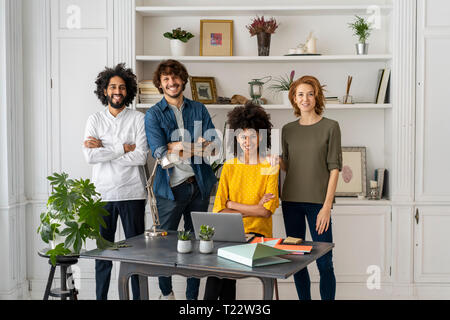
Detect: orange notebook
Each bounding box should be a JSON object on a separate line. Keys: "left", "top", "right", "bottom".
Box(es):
{"left": 274, "top": 244, "right": 313, "bottom": 254}
{"left": 250, "top": 237, "right": 283, "bottom": 245}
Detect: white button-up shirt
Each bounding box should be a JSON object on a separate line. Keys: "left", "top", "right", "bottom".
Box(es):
{"left": 82, "top": 107, "right": 149, "bottom": 202}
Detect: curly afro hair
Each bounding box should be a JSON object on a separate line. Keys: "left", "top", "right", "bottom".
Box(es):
{"left": 226, "top": 101, "right": 273, "bottom": 157}
{"left": 94, "top": 63, "right": 137, "bottom": 107}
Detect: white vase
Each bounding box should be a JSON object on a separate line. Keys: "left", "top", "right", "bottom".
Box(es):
{"left": 170, "top": 39, "right": 187, "bottom": 56}
{"left": 199, "top": 240, "right": 214, "bottom": 254}
{"left": 282, "top": 90, "right": 290, "bottom": 106}
{"left": 177, "top": 240, "right": 192, "bottom": 253}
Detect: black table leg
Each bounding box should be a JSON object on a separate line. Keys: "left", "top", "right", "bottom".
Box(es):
{"left": 43, "top": 265, "right": 56, "bottom": 300}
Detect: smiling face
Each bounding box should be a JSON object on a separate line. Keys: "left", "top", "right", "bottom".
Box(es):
{"left": 159, "top": 73, "right": 185, "bottom": 99}
{"left": 236, "top": 129, "right": 260, "bottom": 156}
{"left": 294, "top": 83, "right": 316, "bottom": 114}
{"left": 104, "top": 76, "right": 127, "bottom": 109}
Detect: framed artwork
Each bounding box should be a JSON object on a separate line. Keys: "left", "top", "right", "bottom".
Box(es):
{"left": 335, "top": 147, "right": 367, "bottom": 197}
{"left": 200, "top": 20, "right": 233, "bottom": 56}
{"left": 189, "top": 76, "right": 218, "bottom": 104}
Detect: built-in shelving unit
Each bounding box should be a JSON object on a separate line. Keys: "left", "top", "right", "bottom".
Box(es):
{"left": 137, "top": 103, "right": 392, "bottom": 110}
{"left": 136, "top": 54, "right": 392, "bottom": 62}
{"left": 136, "top": 5, "right": 393, "bottom": 17}
{"left": 135, "top": 0, "right": 394, "bottom": 203}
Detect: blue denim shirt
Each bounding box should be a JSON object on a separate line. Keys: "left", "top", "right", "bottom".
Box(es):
{"left": 144, "top": 97, "right": 218, "bottom": 200}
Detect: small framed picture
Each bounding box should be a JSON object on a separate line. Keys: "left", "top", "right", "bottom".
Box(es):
{"left": 335, "top": 147, "right": 367, "bottom": 197}
{"left": 200, "top": 20, "right": 233, "bottom": 56}
{"left": 189, "top": 76, "right": 218, "bottom": 104}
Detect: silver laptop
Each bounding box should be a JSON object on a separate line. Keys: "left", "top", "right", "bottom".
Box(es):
{"left": 191, "top": 212, "right": 255, "bottom": 243}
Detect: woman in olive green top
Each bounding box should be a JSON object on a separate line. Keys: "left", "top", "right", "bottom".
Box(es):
{"left": 276, "top": 75, "right": 342, "bottom": 300}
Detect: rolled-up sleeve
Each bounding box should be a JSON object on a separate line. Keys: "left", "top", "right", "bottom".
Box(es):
{"left": 212, "top": 164, "right": 229, "bottom": 213}
{"left": 145, "top": 108, "right": 168, "bottom": 160}
{"left": 327, "top": 121, "right": 343, "bottom": 172}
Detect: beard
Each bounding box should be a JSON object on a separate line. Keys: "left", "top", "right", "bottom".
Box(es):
{"left": 107, "top": 94, "right": 126, "bottom": 109}
{"left": 163, "top": 84, "right": 183, "bottom": 99}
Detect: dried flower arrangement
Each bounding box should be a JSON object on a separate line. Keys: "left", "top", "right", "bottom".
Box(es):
{"left": 246, "top": 16, "right": 279, "bottom": 36}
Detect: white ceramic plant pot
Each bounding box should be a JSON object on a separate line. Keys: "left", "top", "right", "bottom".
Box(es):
{"left": 199, "top": 240, "right": 214, "bottom": 254}
{"left": 170, "top": 39, "right": 187, "bottom": 56}
{"left": 177, "top": 239, "right": 192, "bottom": 253}
{"left": 282, "top": 90, "right": 290, "bottom": 106}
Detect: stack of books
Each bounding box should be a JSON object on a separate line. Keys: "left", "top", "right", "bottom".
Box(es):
{"left": 325, "top": 96, "right": 340, "bottom": 104}
{"left": 138, "top": 80, "right": 163, "bottom": 105}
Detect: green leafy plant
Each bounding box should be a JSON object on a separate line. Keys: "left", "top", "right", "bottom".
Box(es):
{"left": 246, "top": 16, "right": 279, "bottom": 36}
{"left": 348, "top": 15, "right": 372, "bottom": 43}
{"left": 163, "top": 27, "right": 194, "bottom": 43}
{"left": 269, "top": 70, "right": 295, "bottom": 92}
{"left": 199, "top": 225, "right": 215, "bottom": 241}
{"left": 177, "top": 230, "right": 192, "bottom": 241}
{"left": 37, "top": 172, "right": 115, "bottom": 265}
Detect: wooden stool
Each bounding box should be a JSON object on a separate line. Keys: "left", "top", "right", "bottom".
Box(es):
{"left": 38, "top": 250, "right": 79, "bottom": 300}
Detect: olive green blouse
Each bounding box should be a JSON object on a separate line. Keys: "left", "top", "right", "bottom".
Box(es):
{"left": 281, "top": 117, "right": 342, "bottom": 204}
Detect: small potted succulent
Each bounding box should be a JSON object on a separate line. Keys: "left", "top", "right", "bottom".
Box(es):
{"left": 269, "top": 70, "right": 295, "bottom": 105}
{"left": 177, "top": 230, "right": 193, "bottom": 253}
{"left": 198, "top": 225, "right": 215, "bottom": 254}
{"left": 246, "top": 16, "right": 279, "bottom": 56}
{"left": 348, "top": 15, "right": 373, "bottom": 55}
{"left": 163, "top": 27, "right": 194, "bottom": 56}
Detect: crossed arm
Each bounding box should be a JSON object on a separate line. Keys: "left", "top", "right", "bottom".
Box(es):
{"left": 219, "top": 193, "right": 275, "bottom": 218}
{"left": 83, "top": 116, "right": 148, "bottom": 166}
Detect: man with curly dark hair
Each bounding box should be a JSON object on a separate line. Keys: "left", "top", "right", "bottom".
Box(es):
{"left": 83, "top": 63, "right": 148, "bottom": 300}
{"left": 203, "top": 102, "right": 279, "bottom": 300}
{"left": 145, "top": 59, "right": 218, "bottom": 300}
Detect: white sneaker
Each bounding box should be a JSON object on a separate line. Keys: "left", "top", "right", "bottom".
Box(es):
{"left": 158, "top": 291, "right": 175, "bottom": 300}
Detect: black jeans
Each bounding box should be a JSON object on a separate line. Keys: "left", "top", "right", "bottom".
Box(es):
{"left": 282, "top": 201, "right": 336, "bottom": 300}
{"left": 203, "top": 232, "right": 265, "bottom": 300}
{"left": 156, "top": 178, "right": 210, "bottom": 300}
{"left": 95, "top": 200, "right": 146, "bottom": 300}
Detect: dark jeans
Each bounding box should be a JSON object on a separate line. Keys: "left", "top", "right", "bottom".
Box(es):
{"left": 203, "top": 233, "right": 264, "bottom": 300}
{"left": 156, "top": 178, "right": 209, "bottom": 300}
{"left": 95, "top": 199, "right": 146, "bottom": 300}
{"left": 281, "top": 201, "right": 336, "bottom": 300}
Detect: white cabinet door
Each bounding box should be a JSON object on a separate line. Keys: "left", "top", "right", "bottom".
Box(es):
{"left": 307, "top": 205, "right": 392, "bottom": 284}
{"left": 50, "top": 0, "right": 114, "bottom": 280}
{"left": 414, "top": 206, "right": 450, "bottom": 283}
{"left": 416, "top": 0, "right": 450, "bottom": 202}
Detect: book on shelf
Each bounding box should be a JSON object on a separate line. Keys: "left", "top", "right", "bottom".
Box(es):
{"left": 217, "top": 243, "right": 291, "bottom": 267}
{"left": 325, "top": 96, "right": 340, "bottom": 104}
{"left": 374, "top": 168, "right": 387, "bottom": 200}
{"left": 138, "top": 80, "right": 163, "bottom": 104}
{"left": 375, "top": 68, "right": 391, "bottom": 104}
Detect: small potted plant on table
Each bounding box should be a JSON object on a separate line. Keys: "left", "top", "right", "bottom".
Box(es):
{"left": 163, "top": 27, "right": 194, "bottom": 56}
{"left": 177, "top": 230, "right": 193, "bottom": 253}
{"left": 199, "top": 225, "right": 215, "bottom": 254}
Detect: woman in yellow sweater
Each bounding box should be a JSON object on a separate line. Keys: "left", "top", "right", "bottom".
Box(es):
{"left": 203, "top": 102, "right": 279, "bottom": 300}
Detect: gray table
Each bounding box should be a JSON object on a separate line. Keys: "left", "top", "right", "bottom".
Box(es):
{"left": 80, "top": 232, "right": 334, "bottom": 300}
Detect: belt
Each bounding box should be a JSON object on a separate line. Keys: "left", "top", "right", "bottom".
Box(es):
{"left": 185, "top": 176, "right": 196, "bottom": 184}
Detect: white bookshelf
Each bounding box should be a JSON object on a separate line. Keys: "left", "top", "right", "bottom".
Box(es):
{"left": 136, "top": 54, "right": 392, "bottom": 62}
{"left": 137, "top": 103, "right": 392, "bottom": 110}
{"left": 136, "top": 5, "right": 393, "bottom": 17}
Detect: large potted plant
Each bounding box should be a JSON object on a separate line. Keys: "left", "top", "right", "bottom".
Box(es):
{"left": 269, "top": 70, "right": 295, "bottom": 105}
{"left": 163, "top": 27, "right": 194, "bottom": 56}
{"left": 37, "top": 172, "right": 115, "bottom": 265}
{"left": 246, "top": 16, "right": 279, "bottom": 56}
{"left": 348, "top": 15, "right": 373, "bottom": 55}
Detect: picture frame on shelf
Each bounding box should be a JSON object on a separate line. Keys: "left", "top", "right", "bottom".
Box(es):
{"left": 189, "top": 76, "right": 218, "bottom": 104}
{"left": 200, "top": 20, "right": 233, "bottom": 56}
{"left": 335, "top": 147, "right": 367, "bottom": 197}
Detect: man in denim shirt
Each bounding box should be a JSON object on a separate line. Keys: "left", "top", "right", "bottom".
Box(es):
{"left": 144, "top": 59, "right": 218, "bottom": 300}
